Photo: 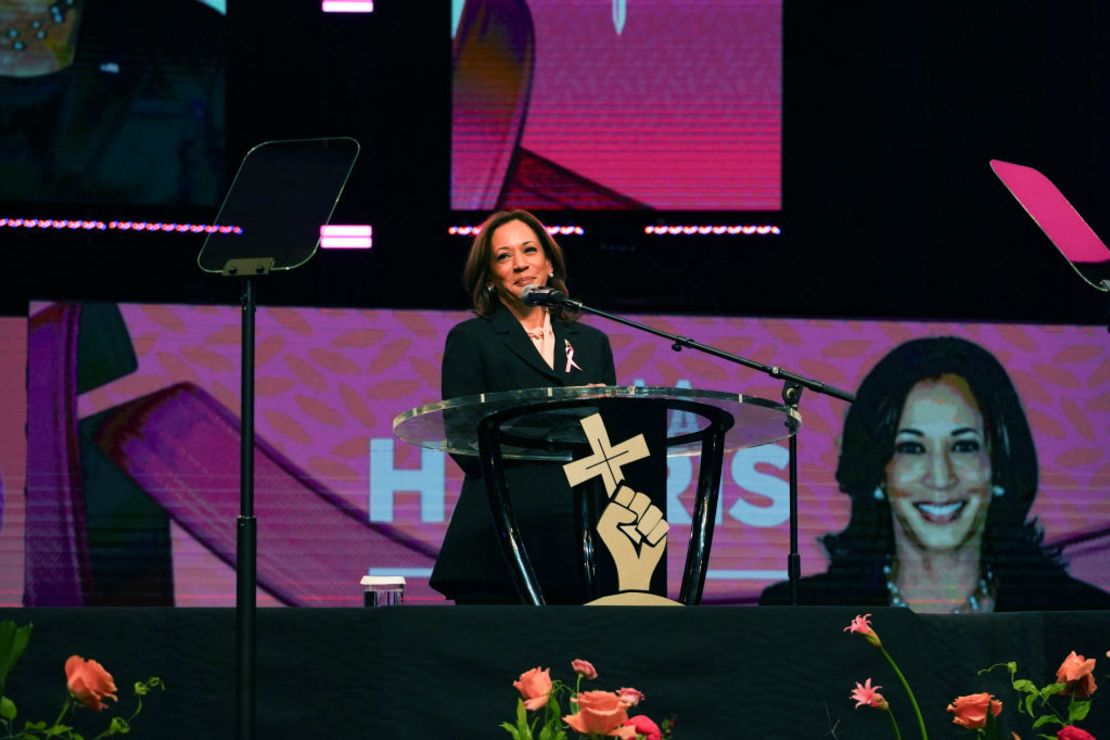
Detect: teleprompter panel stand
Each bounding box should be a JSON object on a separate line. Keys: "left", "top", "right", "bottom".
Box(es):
{"left": 197, "top": 137, "right": 359, "bottom": 740}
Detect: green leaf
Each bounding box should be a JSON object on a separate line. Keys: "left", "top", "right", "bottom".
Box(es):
{"left": 1067, "top": 699, "right": 1091, "bottom": 723}
{"left": 1031, "top": 714, "right": 1063, "bottom": 729}
{"left": 545, "top": 695, "right": 561, "bottom": 726}
{"left": 1040, "top": 683, "right": 1067, "bottom": 700}
{"left": 500, "top": 721, "right": 522, "bottom": 739}
{"left": 0, "top": 695, "right": 16, "bottom": 721}
{"left": 43, "top": 724, "right": 73, "bottom": 736}
{"left": 1012, "top": 679, "right": 1038, "bottom": 695}
{"left": 1022, "top": 691, "right": 1037, "bottom": 717}
{"left": 0, "top": 622, "right": 33, "bottom": 693}
{"left": 24, "top": 720, "right": 48, "bottom": 730}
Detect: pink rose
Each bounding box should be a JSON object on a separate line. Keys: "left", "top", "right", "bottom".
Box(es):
{"left": 1057, "top": 726, "right": 1095, "bottom": 740}
{"left": 623, "top": 714, "right": 662, "bottom": 740}
{"left": 571, "top": 659, "right": 598, "bottom": 680}
{"left": 513, "top": 667, "right": 552, "bottom": 711}
{"left": 1056, "top": 652, "right": 1097, "bottom": 699}
{"left": 947, "top": 692, "right": 1002, "bottom": 729}
{"left": 65, "top": 656, "right": 119, "bottom": 712}
{"left": 843, "top": 613, "right": 882, "bottom": 648}
{"left": 617, "top": 687, "right": 645, "bottom": 707}
{"left": 564, "top": 691, "right": 637, "bottom": 738}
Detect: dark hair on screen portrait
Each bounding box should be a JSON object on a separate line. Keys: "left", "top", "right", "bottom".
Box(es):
{"left": 822, "top": 336, "right": 1061, "bottom": 583}
{"left": 461, "top": 209, "right": 577, "bottom": 321}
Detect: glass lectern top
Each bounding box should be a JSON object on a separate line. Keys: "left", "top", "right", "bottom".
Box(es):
{"left": 197, "top": 137, "right": 360, "bottom": 275}
{"left": 393, "top": 385, "right": 801, "bottom": 461}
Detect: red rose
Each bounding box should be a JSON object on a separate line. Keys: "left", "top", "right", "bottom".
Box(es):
{"left": 513, "top": 667, "right": 552, "bottom": 711}
{"left": 623, "top": 714, "right": 662, "bottom": 740}
{"left": 1056, "top": 652, "right": 1098, "bottom": 699}
{"left": 64, "top": 656, "right": 118, "bottom": 711}
{"left": 1057, "top": 726, "right": 1095, "bottom": 740}
{"left": 947, "top": 692, "right": 1002, "bottom": 730}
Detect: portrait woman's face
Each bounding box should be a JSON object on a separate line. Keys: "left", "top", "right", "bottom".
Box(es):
{"left": 488, "top": 218, "right": 553, "bottom": 306}
{"left": 884, "top": 373, "right": 993, "bottom": 553}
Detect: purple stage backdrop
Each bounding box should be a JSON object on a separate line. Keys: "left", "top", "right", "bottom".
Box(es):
{"left": 2, "top": 304, "right": 1108, "bottom": 607}
{"left": 451, "top": 0, "right": 782, "bottom": 211}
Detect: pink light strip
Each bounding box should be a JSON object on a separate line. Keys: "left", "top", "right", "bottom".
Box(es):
{"left": 449, "top": 225, "right": 584, "bottom": 237}
{"left": 322, "top": 0, "right": 373, "bottom": 12}
{"left": 320, "top": 224, "right": 372, "bottom": 249}
{"left": 643, "top": 224, "right": 781, "bottom": 236}
{"left": 0, "top": 217, "right": 242, "bottom": 234}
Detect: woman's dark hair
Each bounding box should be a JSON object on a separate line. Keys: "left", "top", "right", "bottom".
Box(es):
{"left": 461, "top": 209, "right": 577, "bottom": 321}
{"left": 823, "top": 336, "right": 1058, "bottom": 579}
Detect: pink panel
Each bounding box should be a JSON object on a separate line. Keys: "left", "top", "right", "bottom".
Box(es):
{"left": 991, "top": 159, "right": 1110, "bottom": 264}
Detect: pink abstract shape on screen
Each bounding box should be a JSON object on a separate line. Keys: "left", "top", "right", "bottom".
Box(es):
{"left": 990, "top": 159, "right": 1110, "bottom": 264}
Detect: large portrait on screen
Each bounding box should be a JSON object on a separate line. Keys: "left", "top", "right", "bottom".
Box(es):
{"left": 759, "top": 336, "right": 1110, "bottom": 612}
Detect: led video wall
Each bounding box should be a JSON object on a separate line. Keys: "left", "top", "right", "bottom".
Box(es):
{"left": 0, "top": 0, "right": 225, "bottom": 207}
{"left": 1, "top": 303, "right": 1106, "bottom": 608}
{"left": 451, "top": 0, "right": 782, "bottom": 211}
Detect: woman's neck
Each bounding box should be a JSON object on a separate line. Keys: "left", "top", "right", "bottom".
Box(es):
{"left": 891, "top": 535, "right": 990, "bottom": 613}
{"left": 503, "top": 298, "right": 546, "bottom": 330}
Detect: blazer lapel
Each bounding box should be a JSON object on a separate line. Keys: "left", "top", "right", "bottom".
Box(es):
{"left": 490, "top": 305, "right": 564, "bottom": 384}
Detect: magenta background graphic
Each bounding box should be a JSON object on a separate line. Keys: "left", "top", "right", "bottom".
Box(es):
{"left": 3, "top": 305, "right": 1108, "bottom": 607}
{"left": 451, "top": 0, "right": 782, "bottom": 211}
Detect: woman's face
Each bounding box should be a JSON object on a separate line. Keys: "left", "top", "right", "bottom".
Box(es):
{"left": 884, "top": 374, "right": 993, "bottom": 553}
{"left": 488, "top": 219, "right": 553, "bottom": 306}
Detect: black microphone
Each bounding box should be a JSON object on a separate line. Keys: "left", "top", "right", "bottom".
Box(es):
{"left": 521, "top": 284, "right": 567, "bottom": 306}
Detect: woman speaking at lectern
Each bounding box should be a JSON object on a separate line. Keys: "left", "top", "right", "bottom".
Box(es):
{"left": 430, "top": 209, "right": 617, "bottom": 604}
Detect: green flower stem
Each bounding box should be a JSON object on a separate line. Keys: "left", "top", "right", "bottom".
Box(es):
{"left": 880, "top": 647, "right": 927, "bottom": 740}
{"left": 52, "top": 697, "right": 72, "bottom": 729}
{"left": 886, "top": 708, "right": 903, "bottom": 740}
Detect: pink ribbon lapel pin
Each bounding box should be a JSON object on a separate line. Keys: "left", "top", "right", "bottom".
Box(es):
{"left": 564, "top": 338, "right": 583, "bottom": 373}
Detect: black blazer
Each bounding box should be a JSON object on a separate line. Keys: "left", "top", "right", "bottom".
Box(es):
{"left": 430, "top": 303, "right": 617, "bottom": 602}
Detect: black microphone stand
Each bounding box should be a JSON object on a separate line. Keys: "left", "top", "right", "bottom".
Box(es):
{"left": 531, "top": 292, "right": 855, "bottom": 604}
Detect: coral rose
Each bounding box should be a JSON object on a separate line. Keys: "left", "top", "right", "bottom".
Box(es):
{"left": 513, "top": 667, "right": 552, "bottom": 711}
{"left": 1056, "top": 651, "right": 1097, "bottom": 698}
{"left": 571, "top": 659, "right": 598, "bottom": 680}
{"left": 947, "top": 692, "right": 1002, "bottom": 729}
{"left": 564, "top": 691, "right": 637, "bottom": 738}
{"left": 617, "top": 687, "right": 645, "bottom": 707}
{"left": 1057, "top": 726, "right": 1095, "bottom": 740}
{"left": 64, "top": 656, "right": 118, "bottom": 711}
{"left": 623, "top": 714, "right": 662, "bottom": 740}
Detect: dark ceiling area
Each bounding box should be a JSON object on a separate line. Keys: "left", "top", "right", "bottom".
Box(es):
{"left": 3, "top": 0, "right": 1108, "bottom": 326}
